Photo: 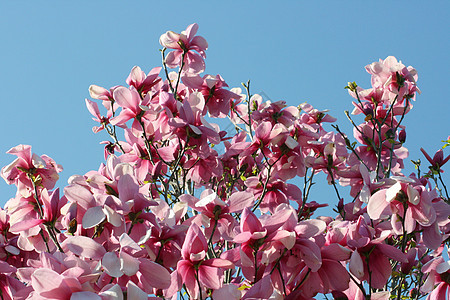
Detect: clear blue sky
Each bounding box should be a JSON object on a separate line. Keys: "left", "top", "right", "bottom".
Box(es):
{"left": 1, "top": 1, "right": 449, "bottom": 211}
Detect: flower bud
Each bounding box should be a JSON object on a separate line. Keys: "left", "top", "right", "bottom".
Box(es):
{"left": 399, "top": 129, "right": 406, "bottom": 144}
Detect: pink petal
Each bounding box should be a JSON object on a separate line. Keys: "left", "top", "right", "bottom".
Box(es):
{"left": 181, "top": 75, "right": 204, "bottom": 90}
{"left": 103, "top": 205, "right": 122, "bottom": 227}
{"left": 297, "top": 239, "right": 322, "bottom": 272}
{"left": 227, "top": 191, "right": 254, "bottom": 213}
{"left": 182, "top": 223, "right": 208, "bottom": 259}
{"left": 185, "top": 52, "right": 205, "bottom": 74}
{"left": 295, "top": 219, "right": 326, "bottom": 238}
{"left": 89, "top": 85, "right": 110, "bottom": 100}
{"left": 242, "top": 275, "right": 273, "bottom": 299}
{"left": 102, "top": 252, "right": 123, "bottom": 278}
{"left": 321, "top": 243, "right": 351, "bottom": 261}
{"left": 205, "top": 258, "right": 234, "bottom": 269}
{"left": 63, "top": 236, "right": 106, "bottom": 260}
{"left": 117, "top": 174, "right": 139, "bottom": 201}
{"left": 185, "top": 23, "right": 199, "bottom": 41}
{"left": 422, "top": 223, "right": 442, "bottom": 250}
{"left": 320, "top": 259, "right": 350, "bottom": 291}
{"left": 165, "top": 51, "right": 182, "bottom": 69}
{"left": 368, "top": 252, "right": 392, "bottom": 289}
{"left": 190, "top": 36, "right": 208, "bottom": 51}
{"left": 213, "top": 284, "right": 241, "bottom": 300}
{"left": 160, "top": 31, "right": 181, "bottom": 49}
{"left": 82, "top": 206, "right": 106, "bottom": 229}
{"left": 113, "top": 87, "right": 139, "bottom": 112}
{"left": 120, "top": 251, "right": 140, "bottom": 276}
{"left": 0, "top": 261, "right": 16, "bottom": 273}
{"left": 98, "top": 284, "right": 123, "bottom": 299}
{"left": 138, "top": 258, "right": 171, "bottom": 289}
{"left": 349, "top": 250, "right": 364, "bottom": 280}
{"left": 240, "top": 208, "right": 263, "bottom": 234}
{"left": 70, "top": 291, "right": 102, "bottom": 300}
{"left": 270, "top": 230, "right": 296, "bottom": 249}
{"left": 233, "top": 231, "right": 252, "bottom": 244}
{"left": 255, "top": 121, "right": 272, "bottom": 140}
{"left": 85, "top": 99, "right": 101, "bottom": 119}
{"left": 378, "top": 243, "right": 408, "bottom": 263}
{"left": 31, "top": 268, "right": 71, "bottom": 298}
{"left": 198, "top": 264, "right": 221, "bottom": 290}
{"left": 64, "top": 184, "right": 95, "bottom": 210}
{"left": 109, "top": 109, "right": 136, "bottom": 126}
{"left": 10, "top": 218, "right": 44, "bottom": 233}
{"left": 367, "top": 189, "right": 391, "bottom": 220}
{"left": 127, "top": 281, "right": 147, "bottom": 300}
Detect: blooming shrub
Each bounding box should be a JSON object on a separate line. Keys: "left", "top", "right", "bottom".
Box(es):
{"left": 1, "top": 23, "right": 449, "bottom": 300}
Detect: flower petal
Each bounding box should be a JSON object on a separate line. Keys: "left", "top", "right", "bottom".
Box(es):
{"left": 82, "top": 206, "right": 106, "bottom": 229}
{"left": 102, "top": 252, "right": 124, "bottom": 278}
{"left": 63, "top": 236, "right": 106, "bottom": 260}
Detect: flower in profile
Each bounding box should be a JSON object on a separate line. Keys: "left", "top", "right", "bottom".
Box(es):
{"left": 160, "top": 23, "right": 208, "bottom": 74}
{"left": 1, "top": 145, "right": 62, "bottom": 197}
{"left": 421, "top": 256, "right": 450, "bottom": 299}
{"left": 421, "top": 148, "right": 450, "bottom": 173}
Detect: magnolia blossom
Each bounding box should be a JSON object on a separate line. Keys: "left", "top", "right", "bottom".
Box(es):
{"left": 0, "top": 23, "right": 447, "bottom": 300}
{"left": 160, "top": 23, "right": 208, "bottom": 74}
{"left": 176, "top": 224, "right": 233, "bottom": 299}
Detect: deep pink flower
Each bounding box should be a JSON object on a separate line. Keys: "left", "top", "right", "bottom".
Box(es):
{"left": 346, "top": 216, "right": 408, "bottom": 289}
{"left": 367, "top": 178, "right": 438, "bottom": 242}
{"left": 421, "top": 148, "right": 450, "bottom": 172}
{"left": 176, "top": 223, "right": 233, "bottom": 299}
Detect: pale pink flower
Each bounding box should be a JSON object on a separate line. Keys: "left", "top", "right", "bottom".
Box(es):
{"left": 182, "top": 74, "right": 240, "bottom": 117}
{"left": 160, "top": 23, "right": 208, "bottom": 74}
{"left": 1, "top": 145, "right": 62, "bottom": 197}
{"left": 126, "top": 65, "right": 162, "bottom": 95}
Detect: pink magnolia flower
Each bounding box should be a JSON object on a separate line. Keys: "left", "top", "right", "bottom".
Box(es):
{"left": 365, "top": 56, "right": 420, "bottom": 102}
{"left": 182, "top": 74, "right": 240, "bottom": 118}
{"left": 176, "top": 223, "right": 234, "bottom": 299}
{"left": 181, "top": 189, "right": 254, "bottom": 241}
{"left": 244, "top": 176, "right": 302, "bottom": 213}
{"left": 126, "top": 65, "right": 162, "bottom": 95}
{"left": 298, "top": 102, "right": 336, "bottom": 127}
{"left": 0, "top": 260, "right": 31, "bottom": 300}
{"left": 85, "top": 99, "right": 111, "bottom": 133}
{"left": 168, "top": 95, "right": 221, "bottom": 148}
{"left": 109, "top": 86, "right": 158, "bottom": 131}
{"left": 160, "top": 23, "right": 208, "bottom": 74}
{"left": 231, "top": 207, "right": 292, "bottom": 282}
{"left": 1, "top": 145, "right": 62, "bottom": 197}
{"left": 346, "top": 216, "right": 408, "bottom": 289}
{"left": 421, "top": 147, "right": 450, "bottom": 172}
{"left": 421, "top": 256, "right": 450, "bottom": 300}
{"left": 367, "top": 178, "right": 437, "bottom": 240}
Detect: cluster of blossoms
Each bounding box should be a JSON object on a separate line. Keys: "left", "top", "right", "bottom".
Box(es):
{"left": 1, "top": 23, "right": 449, "bottom": 300}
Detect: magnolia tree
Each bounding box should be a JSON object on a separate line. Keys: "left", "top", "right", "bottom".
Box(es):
{"left": 0, "top": 23, "right": 449, "bottom": 300}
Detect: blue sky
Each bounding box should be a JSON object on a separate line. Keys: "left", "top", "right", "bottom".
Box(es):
{"left": 1, "top": 1, "right": 449, "bottom": 211}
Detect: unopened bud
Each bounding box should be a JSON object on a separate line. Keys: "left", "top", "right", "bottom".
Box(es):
{"left": 345, "top": 82, "right": 358, "bottom": 92}
{"left": 399, "top": 129, "right": 406, "bottom": 144}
